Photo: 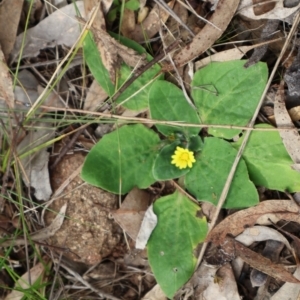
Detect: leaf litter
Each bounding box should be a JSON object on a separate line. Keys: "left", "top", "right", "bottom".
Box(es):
{"left": 2, "top": 0, "right": 300, "bottom": 299}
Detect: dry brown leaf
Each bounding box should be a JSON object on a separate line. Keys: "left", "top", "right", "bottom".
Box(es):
{"left": 0, "top": 0, "right": 24, "bottom": 60}
{"left": 206, "top": 200, "right": 300, "bottom": 245}
{"left": 129, "top": 2, "right": 175, "bottom": 42}
{"left": 111, "top": 188, "right": 152, "bottom": 241}
{"left": 238, "top": 0, "right": 300, "bottom": 20}
{"left": 271, "top": 266, "right": 300, "bottom": 300}
{"left": 84, "top": 80, "right": 108, "bottom": 111}
{"left": 173, "top": 0, "right": 239, "bottom": 67}
{"left": 274, "top": 81, "right": 300, "bottom": 169}
{"left": 228, "top": 237, "right": 300, "bottom": 284}
{"left": 10, "top": 1, "right": 86, "bottom": 63}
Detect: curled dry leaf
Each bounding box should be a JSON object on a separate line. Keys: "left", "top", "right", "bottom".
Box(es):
{"left": 235, "top": 225, "right": 291, "bottom": 251}
{"left": 206, "top": 200, "right": 300, "bottom": 245}
{"left": 173, "top": 0, "right": 239, "bottom": 67}
{"left": 111, "top": 187, "right": 152, "bottom": 241}
{"left": 274, "top": 81, "right": 300, "bottom": 171}
{"left": 238, "top": 0, "right": 300, "bottom": 21}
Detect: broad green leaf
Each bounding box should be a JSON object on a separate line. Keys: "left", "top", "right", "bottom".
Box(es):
{"left": 152, "top": 142, "right": 190, "bottom": 180}
{"left": 191, "top": 60, "right": 268, "bottom": 139}
{"left": 149, "top": 81, "right": 201, "bottom": 136}
{"left": 233, "top": 124, "right": 300, "bottom": 192}
{"left": 189, "top": 135, "right": 204, "bottom": 152}
{"left": 84, "top": 31, "right": 161, "bottom": 110}
{"left": 185, "top": 137, "right": 258, "bottom": 208}
{"left": 81, "top": 124, "right": 160, "bottom": 194}
{"left": 125, "top": 0, "right": 140, "bottom": 10}
{"left": 148, "top": 191, "right": 208, "bottom": 298}
{"left": 83, "top": 31, "right": 115, "bottom": 96}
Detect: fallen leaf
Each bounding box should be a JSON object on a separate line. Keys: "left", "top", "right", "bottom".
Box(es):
{"left": 111, "top": 187, "right": 152, "bottom": 241}
{"left": 274, "top": 81, "right": 300, "bottom": 169}
{"left": 10, "top": 1, "right": 86, "bottom": 63}
{"left": 238, "top": 0, "right": 300, "bottom": 20}
{"left": 0, "top": 0, "right": 24, "bottom": 60}
{"left": 206, "top": 200, "right": 300, "bottom": 245}
{"left": 229, "top": 237, "right": 300, "bottom": 284}
{"left": 17, "top": 123, "right": 54, "bottom": 201}
{"left": 271, "top": 266, "right": 300, "bottom": 300}
{"left": 136, "top": 204, "right": 157, "bottom": 249}
{"left": 202, "top": 264, "right": 240, "bottom": 300}
{"left": 235, "top": 225, "right": 291, "bottom": 251}
{"left": 250, "top": 240, "right": 284, "bottom": 287}
{"left": 84, "top": 79, "right": 108, "bottom": 111}
{"left": 173, "top": 0, "right": 240, "bottom": 66}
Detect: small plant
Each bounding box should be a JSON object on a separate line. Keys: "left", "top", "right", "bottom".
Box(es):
{"left": 81, "top": 34, "right": 300, "bottom": 298}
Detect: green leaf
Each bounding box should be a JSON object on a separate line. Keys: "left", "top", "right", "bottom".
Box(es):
{"left": 125, "top": 0, "right": 140, "bottom": 10}
{"left": 83, "top": 32, "right": 161, "bottom": 110}
{"left": 189, "top": 135, "right": 203, "bottom": 152}
{"left": 81, "top": 124, "right": 160, "bottom": 194}
{"left": 83, "top": 31, "right": 115, "bottom": 96}
{"left": 148, "top": 191, "right": 208, "bottom": 298}
{"left": 185, "top": 137, "right": 258, "bottom": 208}
{"left": 149, "top": 80, "right": 201, "bottom": 137}
{"left": 152, "top": 142, "right": 190, "bottom": 180}
{"left": 191, "top": 60, "right": 268, "bottom": 139}
{"left": 233, "top": 124, "right": 300, "bottom": 192}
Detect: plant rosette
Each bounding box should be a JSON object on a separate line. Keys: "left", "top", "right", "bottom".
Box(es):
{"left": 81, "top": 59, "right": 300, "bottom": 298}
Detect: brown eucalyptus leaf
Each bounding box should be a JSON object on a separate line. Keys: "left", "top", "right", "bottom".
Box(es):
{"left": 230, "top": 237, "right": 300, "bottom": 284}
{"left": 173, "top": 0, "right": 239, "bottom": 67}
{"left": 206, "top": 200, "right": 300, "bottom": 245}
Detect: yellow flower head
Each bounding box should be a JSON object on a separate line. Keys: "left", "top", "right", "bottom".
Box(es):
{"left": 171, "top": 146, "right": 196, "bottom": 169}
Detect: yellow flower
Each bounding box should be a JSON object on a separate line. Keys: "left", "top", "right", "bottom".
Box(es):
{"left": 171, "top": 146, "right": 196, "bottom": 169}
